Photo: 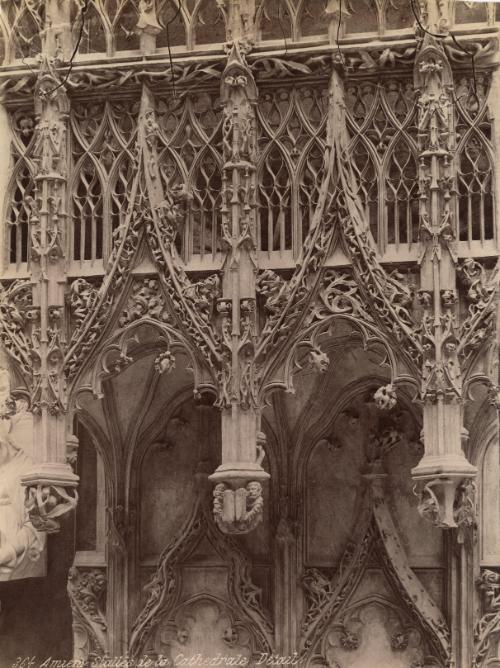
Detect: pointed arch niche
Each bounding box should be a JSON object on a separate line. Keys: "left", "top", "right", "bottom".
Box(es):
{"left": 301, "top": 377, "right": 443, "bottom": 581}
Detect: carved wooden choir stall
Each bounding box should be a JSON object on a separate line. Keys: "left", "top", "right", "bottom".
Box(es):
{"left": 0, "top": 0, "right": 499, "bottom": 666}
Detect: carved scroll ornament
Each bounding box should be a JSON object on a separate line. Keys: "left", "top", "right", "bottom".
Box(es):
{"left": 474, "top": 569, "right": 500, "bottom": 667}
{"left": 458, "top": 258, "right": 499, "bottom": 369}
{"left": 67, "top": 566, "right": 108, "bottom": 663}
{"left": 0, "top": 281, "right": 33, "bottom": 380}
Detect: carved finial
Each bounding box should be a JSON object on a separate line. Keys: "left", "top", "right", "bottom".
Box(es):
{"left": 221, "top": 41, "right": 257, "bottom": 104}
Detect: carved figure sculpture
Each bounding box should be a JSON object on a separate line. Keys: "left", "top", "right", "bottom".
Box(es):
{"left": 373, "top": 384, "right": 397, "bottom": 410}
{"left": 213, "top": 481, "right": 264, "bottom": 534}
{"left": 0, "top": 368, "right": 45, "bottom": 580}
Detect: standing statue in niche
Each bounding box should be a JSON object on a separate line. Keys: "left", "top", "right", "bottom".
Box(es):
{"left": 0, "top": 368, "right": 46, "bottom": 580}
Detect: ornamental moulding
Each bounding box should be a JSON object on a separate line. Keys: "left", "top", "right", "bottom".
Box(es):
{"left": 0, "top": 58, "right": 225, "bottom": 104}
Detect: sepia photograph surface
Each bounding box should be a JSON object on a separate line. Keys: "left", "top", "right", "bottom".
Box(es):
{"left": 0, "top": 1, "right": 498, "bottom": 666}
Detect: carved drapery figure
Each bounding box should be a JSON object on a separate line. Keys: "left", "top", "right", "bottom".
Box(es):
{"left": 0, "top": 367, "right": 45, "bottom": 580}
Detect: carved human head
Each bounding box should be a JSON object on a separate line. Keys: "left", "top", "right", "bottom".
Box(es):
{"left": 246, "top": 481, "right": 262, "bottom": 500}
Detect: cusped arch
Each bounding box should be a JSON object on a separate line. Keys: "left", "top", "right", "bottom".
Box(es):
{"left": 344, "top": 80, "right": 380, "bottom": 134}
{"left": 9, "top": 3, "right": 43, "bottom": 60}
{"left": 156, "top": 0, "right": 188, "bottom": 49}
{"left": 295, "top": 83, "right": 329, "bottom": 135}
{"left": 320, "top": 595, "right": 443, "bottom": 667}
{"left": 72, "top": 0, "right": 109, "bottom": 55}
{"left": 70, "top": 156, "right": 105, "bottom": 262}
{"left": 4, "top": 160, "right": 35, "bottom": 266}
{"left": 187, "top": 147, "right": 223, "bottom": 257}
{"left": 297, "top": 0, "right": 328, "bottom": 38}
{"left": 257, "top": 86, "right": 295, "bottom": 139}
{"left": 256, "top": 0, "right": 294, "bottom": 42}
{"left": 259, "top": 284, "right": 419, "bottom": 407}
{"left": 70, "top": 100, "right": 107, "bottom": 154}
{"left": 152, "top": 595, "right": 262, "bottom": 659}
{"left": 112, "top": 0, "right": 140, "bottom": 52}
{"left": 129, "top": 499, "right": 273, "bottom": 658}
{"left": 92, "top": 318, "right": 213, "bottom": 397}
{"left": 192, "top": 0, "right": 226, "bottom": 46}
{"left": 257, "top": 142, "right": 293, "bottom": 252}
{"left": 382, "top": 136, "right": 419, "bottom": 246}
{"left": 456, "top": 129, "right": 494, "bottom": 242}
{"left": 158, "top": 146, "right": 187, "bottom": 192}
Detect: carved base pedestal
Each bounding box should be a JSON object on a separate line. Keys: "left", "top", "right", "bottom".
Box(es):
{"left": 412, "top": 456, "right": 476, "bottom": 529}
{"left": 21, "top": 462, "right": 79, "bottom": 533}
{"left": 209, "top": 463, "right": 269, "bottom": 535}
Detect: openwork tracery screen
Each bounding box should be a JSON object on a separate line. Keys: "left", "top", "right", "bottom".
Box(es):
{"left": 4, "top": 69, "right": 495, "bottom": 270}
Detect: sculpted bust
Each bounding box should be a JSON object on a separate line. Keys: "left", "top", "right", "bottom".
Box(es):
{"left": 0, "top": 368, "right": 46, "bottom": 580}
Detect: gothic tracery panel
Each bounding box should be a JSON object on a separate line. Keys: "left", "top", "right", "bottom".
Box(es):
{"left": 321, "top": 599, "right": 442, "bottom": 668}
{"left": 385, "top": 139, "right": 419, "bottom": 247}
{"left": 298, "top": 0, "right": 328, "bottom": 38}
{"left": 457, "top": 133, "right": 494, "bottom": 243}
{"left": 256, "top": 83, "right": 328, "bottom": 257}
{"left": 345, "top": 78, "right": 420, "bottom": 254}
{"left": 257, "top": 0, "right": 293, "bottom": 41}
{"left": 190, "top": 149, "right": 222, "bottom": 258}
{"left": 72, "top": 158, "right": 104, "bottom": 262}
{"left": 156, "top": 0, "right": 187, "bottom": 49}
{"left": 6, "top": 108, "right": 36, "bottom": 267}
{"left": 72, "top": 1, "right": 108, "bottom": 55}
{"left": 70, "top": 98, "right": 139, "bottom": 262}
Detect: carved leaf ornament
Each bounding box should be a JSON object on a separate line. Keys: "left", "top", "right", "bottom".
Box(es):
{"left": 300, "top": 480, "right": 450, "bottom": 666}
